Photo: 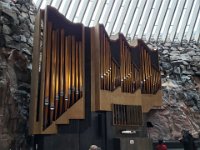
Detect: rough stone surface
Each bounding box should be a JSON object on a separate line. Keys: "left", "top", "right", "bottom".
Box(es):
{"left": 147, "top": 41, "right": 200, "bottom": 141}
{"left": 0, "top": 0, "right": 36, "bottom": 149}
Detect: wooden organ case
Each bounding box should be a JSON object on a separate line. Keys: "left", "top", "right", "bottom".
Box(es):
{"left": 29, "top": 6, "right": 85, "bottom": 134}
{"left": 29, "top": 6, "right": 162, "bottom": 150}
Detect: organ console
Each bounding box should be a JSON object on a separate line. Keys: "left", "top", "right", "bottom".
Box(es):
{"left": 29, "top": 6, "right": 162, "bottom": 135}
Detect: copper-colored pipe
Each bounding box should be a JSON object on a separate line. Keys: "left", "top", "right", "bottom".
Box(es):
{"left": 140, "top": 47, "right": 144, "bottom": 93}
{"left": 59, "top": 29, "right": 65, "bottom": 115}
{"left": 143, "top": 48, "right": 146, "bottom": 93}
{"left": 131, "top": 64, "right": 134, "bottom": 93}
{"left": 79, "top": 41, "right": 83, "bottom": 98}
{"left": 125, "top": 47, "right": 128, "bottom": 92}
{"left": 105, "top": 36, "right": 109, "bottom": 90}
{"left": 149, "top": 54, "right": 152, "bottom": 93}
{"left": 64, "top": 36, "right": 71, "bottom": 110}
{"left": 145, "top": 51, "right": 148, "bottom": 93}
{"left": 100, "top": 29, "right": 104, "bottom": 89}
{"left": 128, "top": 49, "right": 131, "bottom": 93}
{"left": 111, "top": 60, "right": 115, "bottom": 90}
{"left": 121, "top": 40, "right": 125, "bottom": 92}
{"left": 108, "top": 42, "right": 112, "bottom": 91}
{"left": 54, "top": 29, "right": 60, "bottom": 119}
{"left": 143, "top": 49, "right": 146, "bottom": 93}
{"left": 75, "top": 41, "right": 79, "bottom": 102}
{"left": 50, "top": 30, "right": 57, "bottom": 123}
{"left": 108, "top": 44, "right": 111, "bottom": 91}
{"left": 139, "top": 47, "right": 143, "bottom": 91}
{"left": 103, "top": 32, "right": 106, "bottom": 90}
{"left": 147, "top": 52, "right": 150, "bottom": 93}
{"left": 44, "top": 22, "right": 52, "bottom": 128}
{"left": 71, "top": 36, "right": 76, "bottom": 106}
{"left": 105, "top": 37, "right": 108, "bottom": 90}
{"left": 123, "top": 43, "right": 126, "bottom": 92}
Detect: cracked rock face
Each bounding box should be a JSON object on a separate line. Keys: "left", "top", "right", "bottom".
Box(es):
{"left": 0, "top": 0, "right": 36, "bottom": 149}
{"left": 146, "top": 41, "right": 200, "bottom": 141}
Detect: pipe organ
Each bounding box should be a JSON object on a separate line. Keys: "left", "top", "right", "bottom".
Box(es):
{"left": 138, "top": 40, "right": 161, "bottom": 94}
{"left": 44, "top": 22, "right": 84, "bottom": 128}
{"left": 119, "top": 35, "right": 141, "bottom": 93}
{"left": 44, "top": 30, "right": 83, "bottom": 127}
{"left": 30, "top": 7, "right": 84, "bottom": 134}
{"left": 100, "top": 25, "right": 121, "bottom": 91}
{"left": 29, "top": 6, "right": 162, "bottom": 135}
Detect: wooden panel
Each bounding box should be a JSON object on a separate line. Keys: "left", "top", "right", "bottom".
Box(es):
{"left": 29, "top": 6, "right": 85, "bottom": 134}
{"left": 99, "top": 88, "right": 142, "bottom": 111}
{"left": 39, "top": 7, "right": 48, "bottom": 132}
{"left": 90, "top": 26, "right": 101, "bottom": 111}
{"left": 56, "top": 98, "right": 85, "bottom": 124}
{"left": 42, "top": 122, "right": 57, "bottom": 134}
{"left": 29, "top": 11, "right": 42, "bottom": 134}
{"left": 142, "top": 90, "right": 162, "bottom": 112}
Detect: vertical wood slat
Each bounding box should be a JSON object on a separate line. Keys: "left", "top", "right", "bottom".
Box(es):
{"left": 112, "top": 104, "right": 142, "bottom": 126}
{"left": 39, "top": 8, "right": 48, "bottom": 131}
{"left": 29, "top": 11, "right": 42, "bottom": 134}
{"left": 44, "top": 22, "right": 52, "bottom": 128}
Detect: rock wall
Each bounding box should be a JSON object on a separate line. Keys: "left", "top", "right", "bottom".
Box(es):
{"left": 0, "top": 0, "right": 36, "bottom": 149}
{"left": 146, "top": 41, "right": 200, "bottom": 140}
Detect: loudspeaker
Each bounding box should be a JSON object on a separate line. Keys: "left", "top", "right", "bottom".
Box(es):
{"left": 146, "top": 121, "right": 153, "bottom": 128}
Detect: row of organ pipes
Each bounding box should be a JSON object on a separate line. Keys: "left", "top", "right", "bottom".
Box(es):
{"left": 120, "top": 36, "right": 141, "bottom": 93}
{"left": 42, "top": 21, "right": 83, "bottom": 128}
{"left": 100, "top": 26, "right": 121, "bottom": 91}
{"left": 139, "top": 40, "right": 161, "bottom": 94}
{"left": 99, "top": 26, "right": 161, "bottom": 94}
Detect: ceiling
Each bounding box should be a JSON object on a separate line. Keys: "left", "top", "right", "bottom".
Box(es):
{"left": 32, "top": 0, "right": 200, "bottom": 44}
